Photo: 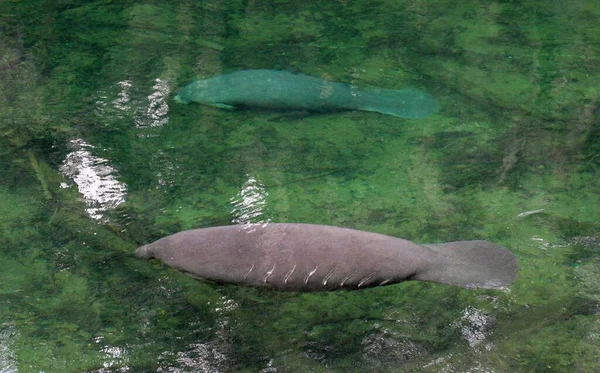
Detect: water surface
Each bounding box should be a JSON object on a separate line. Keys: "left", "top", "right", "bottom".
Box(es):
{"left": 1, "top": 1, "right": 599, "bottom": 372}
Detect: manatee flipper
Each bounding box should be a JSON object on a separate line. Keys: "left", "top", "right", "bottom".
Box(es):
{"left": 357, "top": 89, "right": 440, "bottom": 119}
{"left": 416, "top": 240, "right": 518, "bottom": 289}
{"left": 213, "top": 103, "right": 236, "bottom": 110}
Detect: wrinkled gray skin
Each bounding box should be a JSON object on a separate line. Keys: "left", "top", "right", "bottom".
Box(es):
{"left": 136, "top": 224, "right": 518, "bottom": 291}
{"left": 174, "top": 70, "right": 440, "bottom": 119}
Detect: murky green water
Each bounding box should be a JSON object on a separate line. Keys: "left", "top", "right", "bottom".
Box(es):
{"left": 1, "top": 1, "right": 599, "bottom": 372}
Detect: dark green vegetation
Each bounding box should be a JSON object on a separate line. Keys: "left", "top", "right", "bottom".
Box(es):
{"left": 1, "top": 0, "right": 599, "bottom": 372}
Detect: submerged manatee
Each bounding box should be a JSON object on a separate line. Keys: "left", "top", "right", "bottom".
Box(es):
{"left": 136, "top": 223, "right": 518, "bottom": 291}
{"left": 174, "top": 70, "right": 440, "bottom": 119}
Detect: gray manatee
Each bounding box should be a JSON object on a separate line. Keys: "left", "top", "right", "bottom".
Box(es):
{"left": 136, "top": 223, "right": 518, "bottom": 291}
{"left": 174, "top": 70, "right": 440, "bottom": 119}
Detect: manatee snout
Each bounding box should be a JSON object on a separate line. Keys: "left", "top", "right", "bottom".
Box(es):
{"left": 173, "top": 93, "right": 190, "bottom": 104}
{"left": 135, "top": 244, "right": 154, "bottom": 259}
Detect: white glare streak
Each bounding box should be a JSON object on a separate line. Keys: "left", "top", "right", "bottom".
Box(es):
{"left": 0, "top": 326, "right": 17, "bottom": 373}
{"left": 113, "top": 79, "right": 133, "bottom": 112}
{"left": 230, "top": 175, "right": 271, "bottom": 230}
{"left": 158, "top": 343, "right": 226, "bottom": 373}
{"left": 59, "top": 139, "right": 127, "bottom": 221}
{"left": 453, "top": 307, "right": 494, "bottom": 349}
{"left": 135, "top": 78, "right": 170, "bottom": 128}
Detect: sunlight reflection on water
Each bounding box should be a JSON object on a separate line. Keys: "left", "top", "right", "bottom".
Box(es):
{"left": 94, "top": 79, "right": 133, "bottom": 119}
{"left": 113, "top": 80, "right": 133, "bottom": 113}
{"left": 0, "top": 326, "right": 16, "bottom": 373}
{"left": 362, "top": 326, "right": 424, "bottom": 364}
{"left": 453, "top": 306, "right": 494, "bottom": 350}
{"left": 94, "top": 77, "right": 170, "bottom": 130}
{"left": 59, "top": 139, "right": 127, "bottom": 221}
{"left": 230, "top": 175, "right": 271, "bottom": 229}
{"left": 135, "top": 78, "right": 171, "bottom": 129}
{"left": 90, "top": 336, "right": 130, "bottom": 372}
{"left": 158, "top": 343, "right": 226, "bottom": 373}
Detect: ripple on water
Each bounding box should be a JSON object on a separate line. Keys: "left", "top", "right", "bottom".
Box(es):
{"left": 0, "top": 326, "right": 17, "bottom": 373}
{"left": 230, "top": 175, "right": 271, "bottom": 230}
{"left": 59, "top": 139, "right": 127, "bottom": 221}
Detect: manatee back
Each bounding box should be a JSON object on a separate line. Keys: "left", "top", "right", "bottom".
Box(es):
{"left": 174, "top": 70, "right": 358, "bottom": 111}
{"left": 135, "top": 224, "right": 429, "bottom": 291}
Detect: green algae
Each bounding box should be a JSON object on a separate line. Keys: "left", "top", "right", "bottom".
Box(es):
{"left": 0, "top": 0, "right": 599, "bottom": 371}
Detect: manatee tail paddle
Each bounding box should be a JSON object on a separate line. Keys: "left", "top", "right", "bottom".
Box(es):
{"left": 356, "top": 88, "right": 440, "bottom": 119}
{"left": 416, "top": 240, "right": 518, "bottom": 289}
